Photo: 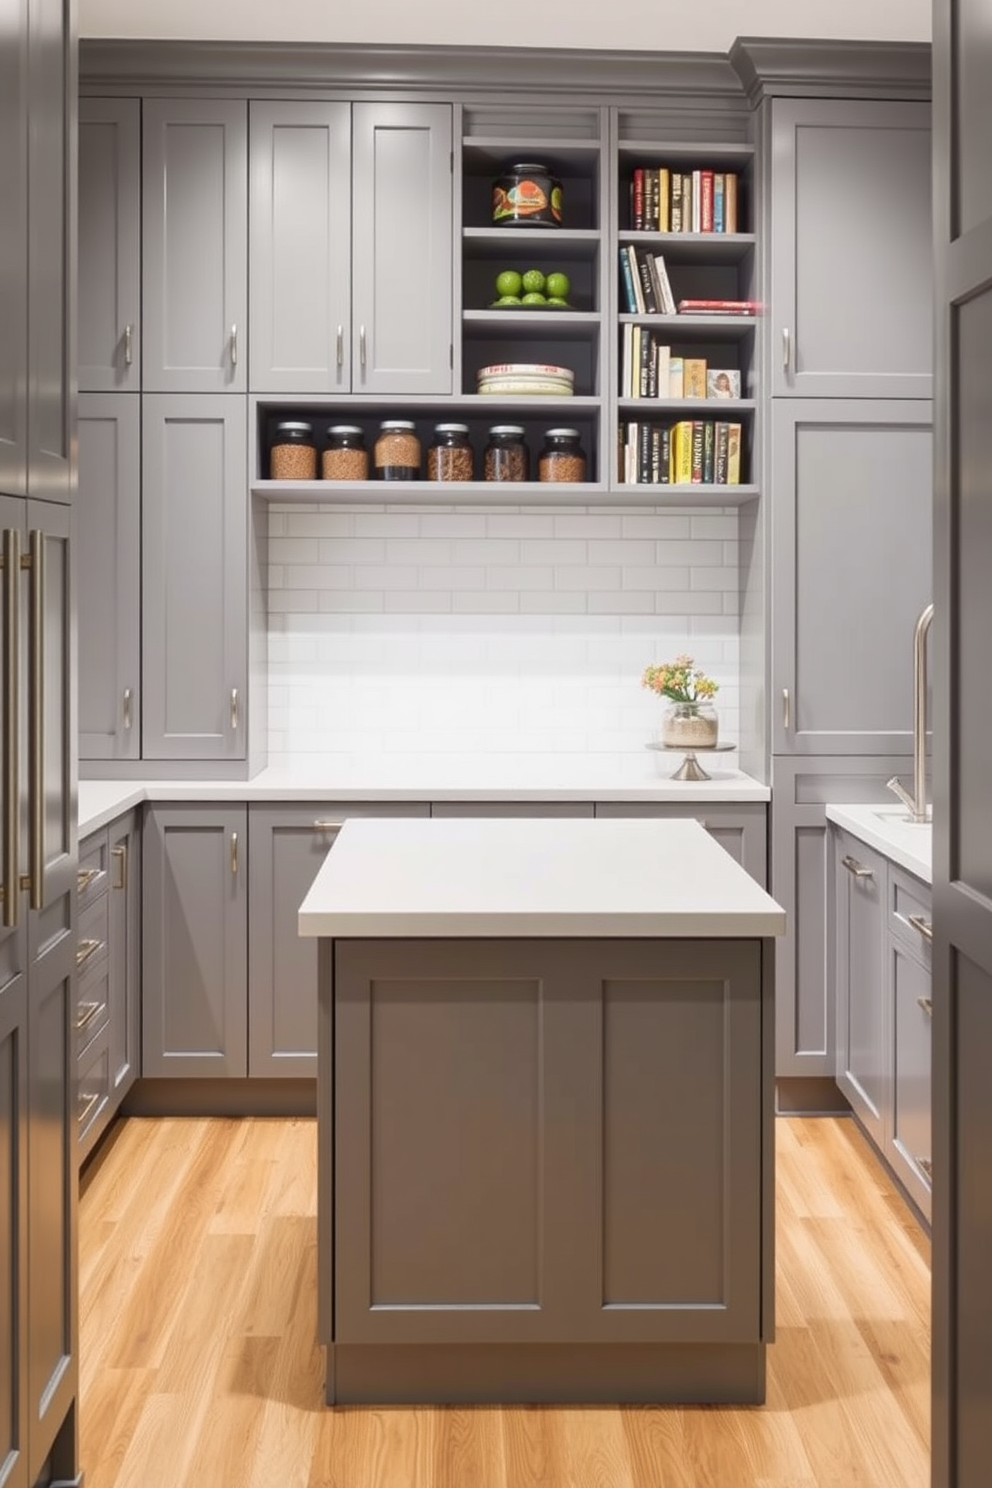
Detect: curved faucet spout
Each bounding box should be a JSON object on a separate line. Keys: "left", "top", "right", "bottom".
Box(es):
{"left": 886, "top": 602, "right": 933, "bottom": 823}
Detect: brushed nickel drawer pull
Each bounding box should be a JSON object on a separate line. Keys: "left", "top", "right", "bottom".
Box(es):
{"left": 917, "top": 1156, "right": 933, "bottom": 1182}
{"left": 76, "top": 1000, "right": 104, "bottom": 1032}
{"left": 782, "top": 326, "right": 791, "bottom": 373}
{"left": 25, "top": 530, "right": 44, "bottom": 911}
{"left": 76, "top": 937, "right": 103, "bottom": 968}
{"left": 336, "top": 325, "right": 344, "bottom": 369}
{"left": 231, "top": 831, "right": 238, "bottom": 877}
{"left": 917, "top": 995, "right": 933, "bottom": 1017}
{"left": 842, "top": 854, "right": 874, "bottom": 880}
{"left": 1, "top": 529, "right": 19, "bottom": 929}
{"left": 359, "top": 324, "right": 367, "bottom": 374}
{"left": 78, "top": 1090, "right": 101, "bottom": 1126}
{"left": 230, "top": 687, "right": 239, "bottom": 731}
{"left": 123, "top": 686, "right": 133, "bottom": 731}
{"left": 124, "top": 322, "right": 134, "bottom": 366}
{"left": 111, "top": 844, "right": 127, "bottom": 890}
{"left": 230, "top": 323, "right": 238, "bottom": 367}
{"left": 77, "top": 866, "right": 101, "bottom": 892}
{"left": 782, "top": 687, "right": 790, "bottom": 730}
{"left": 313, "top": 820, "right": 345, "bottom": 832}
{"left": 908, "top": 913, "right": 933, "bottom": 942}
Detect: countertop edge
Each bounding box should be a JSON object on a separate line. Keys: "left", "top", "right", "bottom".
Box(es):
{"left": 825, "top": 804, "right": 932, "bottom": 885}
{"left": 298, "top": 911, "right": 787, "bottom": 937}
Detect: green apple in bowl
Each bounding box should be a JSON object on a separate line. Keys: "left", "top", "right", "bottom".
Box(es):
{"left": 521, "top": 291, "right": 547, "bottom": 305}
{"left": 521, "top": 268, "right": 546, "bottom": 294}
{"left": 546, "top": 296, "right": 569, "bottom": 308}
{"left": 490, "top": 295, "right": 523, "bottom": 306}
{"left": 494, "top": 269, "right": 523, "bottom": 298}
{"left": 545, "top": 270, "right": 571, "bottom": 300}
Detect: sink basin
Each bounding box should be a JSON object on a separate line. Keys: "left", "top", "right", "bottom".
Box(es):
{"left": 872, "top": 810, "right": 931, "bottom": 828}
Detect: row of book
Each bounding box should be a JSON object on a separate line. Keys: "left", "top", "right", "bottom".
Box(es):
{"left": 618, "top": 247, "right": 759, "bottom": 320}
{"left": 619, "top": 420, "right": 744, "bottom": 486}
{"left": 630, "top": 167, "right": 741, "bottom": 234}
{"left": 621, "top": 326, "right": 742, "bottom": 400}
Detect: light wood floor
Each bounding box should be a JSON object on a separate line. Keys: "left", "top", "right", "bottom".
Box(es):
{"left": 78, "top": 1115, "right": 930, "bottom": 1488}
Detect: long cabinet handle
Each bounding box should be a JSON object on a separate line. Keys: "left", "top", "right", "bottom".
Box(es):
{"left": 25, "top": 530, "right": 44, "bottom": 912}
{"left": 842, "top": 854, "right": 874, "bottom": 880}
{"left": 78, "top": 1091, "right": 101, "bottom": 1127}
{"left": 231, "top": 831, "right": 238, "bottom": 877}
{"left": 917, "top": 1156, "right": 933, "bottom": 1182}
{"left": 782, "top": 688, "right": 790, "bottom": 731}
{"left": 313, "top": 820, "right": 346, "bottom": 832}
{"left": 124, "top": 322, "right": 134, "bottom": 366}
{"left": 112, "top": 844, "right": 127, "bottom": 891}
{"left": 359, "top": 325, "right": 366, "bottom": 374}
{"left": 917, "top": 995, "right": 933, "bottom": 1018}
{"left": 77, "top": 999, "right": 105, "bottom": 1032}
{"left": 123, "top": 686, "right": 133, "bottom": 732}
{"left": 230, "top": 323, "right": 238, "bottom": 367}
{"left": 76, "top": 937, "right": 102, "bottom": 969}
{"left": 230, "top": 688, "right": 239, "bottom": 731}
{"left": 908, "top": 912, "right": 933, "bottom": 942}
{"left": 1, "top": 529, "right": 19, "bottom": 928}
{"left": 782, "top": 327, "right": 791, "bottom": 373}
{"left": 336, "top": 325, "right": 344, "bottom": 369}
{"left": 77, "top": 866, "right": 101, "bottom": 892}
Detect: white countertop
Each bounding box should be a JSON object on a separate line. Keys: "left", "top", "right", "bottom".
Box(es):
{"left": 826, "top": 804, "right": 932, "bottom": 884}
{"left": 298, "top": 817, "right": 786, "bottom": 939}
{"left": 77, "top": 759, "right": 770, "bottom": 838}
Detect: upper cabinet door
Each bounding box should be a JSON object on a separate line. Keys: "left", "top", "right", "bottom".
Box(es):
{"left": 142, "top": 99, "right": 247, "bottom": 393}
{"left": 0, "top": 0, "right": 28, "bottom": 497}
{"left": 27, "top": 0, "right": 72, "bottom": 504}
{"left": 351, "top": 102, "right": 453, "bottom": 396}
{"left": 249, "top": 101, "right": 352, "bottom": 395}
{"left": 770, "top": 99, "right": 932, "bottom": 399}
{"left": 78, "top": 98, "right": 141, "bottom": 391}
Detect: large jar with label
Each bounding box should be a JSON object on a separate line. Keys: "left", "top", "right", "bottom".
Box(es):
{"left": 374, "top": 420, "right": 421, "bottom": 480}
{"left": 484, "top": 425, "right": 529, "bottom": 482}
{"left": 270, "top": 421, "right": 317, "bottom": 481}
{"left": 427, "top": 424, "right": 474, "bottom": 482}
{"left": 538, "top": 427, "right": 587, "bottom": 483}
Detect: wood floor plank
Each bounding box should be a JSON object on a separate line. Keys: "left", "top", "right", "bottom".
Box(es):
{"left": 79, "top": 1114, "right": 931, "bottom": 1488}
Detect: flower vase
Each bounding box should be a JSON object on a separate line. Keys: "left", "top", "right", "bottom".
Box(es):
{"left": 660, "top": 700, "right": 719, "bottom": 750}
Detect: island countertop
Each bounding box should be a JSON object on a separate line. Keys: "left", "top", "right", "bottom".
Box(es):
{"left": 298, "top": 816, "right": 785, "bottom": 939}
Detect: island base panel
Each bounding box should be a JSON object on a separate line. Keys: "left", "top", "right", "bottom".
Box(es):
{"left": 326, "top": 1342, "right": 766, "bottom": 1406}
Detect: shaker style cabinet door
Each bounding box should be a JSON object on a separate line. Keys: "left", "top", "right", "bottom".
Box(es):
{"left": 78, "top": 98, "right": 141, "bottom": 391}
{"left": 771, "top": 400, "right": 932, "bottom": 756}
{"left": 833, "top": 828, "right": 887, "bottom": 1146}
{"left": 142, "top": 99, "right": 247, "bottom": 393}
{"left": 249, "top": 101, "right": 352, "bottom": 394}
{"left": 77, "top": 394, "right": 140, "bottom": 761}
{"left": 0, "top": 0, "right": 28, "bottom": 498}
{"left": 770, "top": 98, "right": 932, "bottom": 399}
{"left": 141, "top": 395, "right": 247, "bottom": 761}
{"left": 351, "top": 102, "right": 453, "bottom": 396}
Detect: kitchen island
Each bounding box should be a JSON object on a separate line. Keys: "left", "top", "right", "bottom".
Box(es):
{"left": 299, "top": 816, "right": 785, "bottom": 1407}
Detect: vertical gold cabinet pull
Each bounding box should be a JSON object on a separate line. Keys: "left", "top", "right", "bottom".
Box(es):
{"left": 24, "top": 530, "right": 44, "bottom": 912}
{"left": 1, "top": 529, "right": 19, "bottom": 928}
{"left": 231, "top": 831, "right": 238, "bottom": 877}
{"left": 123, "top": 686, "right": 133, "bottom": 731}
{"left": 112, "top": 844, "right": 127, "bottom": 891}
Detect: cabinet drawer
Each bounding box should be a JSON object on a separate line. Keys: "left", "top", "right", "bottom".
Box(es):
{"left": 76, "top": 955, "right": 110, "bottom": 1059}
{"left": 889, "top": 865, "right": 932, "bottom": 965}
{"left": 77, "top": 890, "right": 109, "bottom": 979}
{"left": 78, "top": 829, "right": 110, "bottom": 910}
{"left": 78, "top": 1022, "right": 112, "bottom": 1161}
{"left": 890, "top": 937, "right": 933, "bottom": 1221}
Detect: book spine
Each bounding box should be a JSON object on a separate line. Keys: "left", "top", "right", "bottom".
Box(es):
{"left": 691, "top": 169, "right": 702, "bottom": 232}
{"left": 700, "top": 170, "right": 714, "bottom": 232}
{"left": 638, "top": 324, "right": 650, "bottom": 397}
{"left": 653, "top": 254, "right": 676, "bottom": 315}
{"left": 619, "top": 247, "right": 637, "bottom": 314}
{"left": 646, "top": 168, "right": 657, "bottom": 231}
{"left": 727, "top": 422, "right": 742, "bottom": 484}
{"left": 649, "top": 425, "right": 661, "bottom": 483}
{"left": 691, "top": 420, "right": 704, "bottom": 483}
{"left": 725, "top": 172, "right": 738, "bottom": 233}
{"left": 702, "top": 420, "right": 715, "bottom": 483}
{"left": 670, "top": 173, "right": 683, "bottom": 234}
{"left": 655, "top": 342, "right": 670, "bottom": 398}
{"left": 639, "top": 421, "right": 651, "bottom": 483}
{"left": 635, "top": 248, "right": 659, "bottom": 314}
{"left": 658, "top": 167, "right": 670, "bottom": 232}
{"left": 684, "top": 357, "right": 707, "bottom": 400}
{"left": 646, "top": 332, "right": 658, "bottom": 399}
{"left": 714, "top": 423, "right": 729, "bottom": 484}
{"left": 713, "top": 173, "right": 725, "bottom": 233}
{"left": 626, "top": 246, "right": 646, "bottom": 314}
{"left": 669, "top": 356, "right": 684, "bottom": 398}
{"left": 621, "top": 322, "right": 633, "bottom": 398}
{"left": 673, "top": 421, "right": 693, "bottom": 484}
{"left": 632, "top": 167, "right": 644, "bottom": 230}
{"left": 659, "top": 425, "right": 672, "bottom": 483}
{"left": 631, "top": 324, "right": 642, "bottom": 398}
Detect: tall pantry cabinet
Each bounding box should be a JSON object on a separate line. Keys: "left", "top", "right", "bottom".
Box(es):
{"left": 1, "top": 0, "right": 79, "bottom": 1485}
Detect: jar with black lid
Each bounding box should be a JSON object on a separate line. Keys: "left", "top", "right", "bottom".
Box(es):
{"left": 492, "top": 162, "right": 563, "bottom": 227}
{"left": 374, "top": 420, "right": 421, "bottom": 481}
{"left": 427, "top": 424, "right": 474, "bottom": 482}
{"left": 322, "top": 425, "right": 369, "bottom": 482}
{"left": 484, "top": 425, "right": 529, "bottom": 482}
{"left": 538, "top": 427, "right": 587, "bottom": 483}
{"left": 270, "top": 421, "right": 317, "bottom": 481}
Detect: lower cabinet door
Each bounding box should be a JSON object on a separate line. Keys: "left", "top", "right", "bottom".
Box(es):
{"left": 834, "top": 830, "right": 887, "bottom": 1145}
{"left": 142, "top": 805, "right": 247, "bottom": 1078}
{"left": 889, "top": 940, "right": 933, "bottom": 1221}
{"left": 108, "top": 812, "right": 140, "bottom": 1100}
{"left": 333, "top": 937, "right": 763, "bottom": 1348}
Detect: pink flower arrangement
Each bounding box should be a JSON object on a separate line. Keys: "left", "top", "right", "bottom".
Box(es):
{"left": 641, "top": 654, "right": 719, "bottom": 704}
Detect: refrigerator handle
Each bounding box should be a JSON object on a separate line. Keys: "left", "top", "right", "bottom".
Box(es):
{"left": 26, "top": 528, "right": 44, "bottom": 912}
{"left": 1, "top": 528, "right": 19, "bottom": 928}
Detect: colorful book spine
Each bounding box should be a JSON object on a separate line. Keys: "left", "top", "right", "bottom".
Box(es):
{"left": 670, "top": 173, "right": 683, "bottom": 233}
{"left": 727, "top": 422, "right": 742, "bottom": 484}
{"left": 669, "top": 357, "right": 685, "bottom": 398}
{"left": 725, "top": 173, "right": 739, "bottom": 233}
{"left": 632, "top": 167, "right": 644, "bottom": 230}
{"left": 700, "top": 170, "right": 714, "bottom": 232}
{"left": 691, "top": 170, "right": 702, "bottom": 232}
{"left": 619, "top": 248, "right": 638, "bottom": 313}
{"left": 702, "top": 421, "right": 715, "bottom": 483}
{"left": 715, "top": 422, "right": 729, "bottom": 483}
{"left": 658, "top": 168, "right": 670, "bottom": 233}
{"left": 690, "top": 421, "right": 704, "bottom": 483}
{"left": 713, "top": 173, "right": 725, "bottom": 233}
{"left": 673, "top": 421, "right": 693, "bottom": 484}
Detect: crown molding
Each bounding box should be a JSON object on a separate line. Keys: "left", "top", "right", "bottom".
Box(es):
{"left": 730, "top": 37, "right": 931, "bottom": 105}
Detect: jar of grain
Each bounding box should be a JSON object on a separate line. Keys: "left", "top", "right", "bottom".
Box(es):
{"left": 427, "top": 424, "right": 474, "bottom": 482}
{"left": 322, "top": 425, "right": 369, "bottom": 481}
{"left": 538, "top": 427, "right": 587, "bottom": 483}
{"left": 374, "top": 420, "right": 421, "bottom": 481}
{"left": 484, "top": 425, "right": 529, "bottom": 482}
{"left": 270, "top": 421, "right": 317, "bottom": 481}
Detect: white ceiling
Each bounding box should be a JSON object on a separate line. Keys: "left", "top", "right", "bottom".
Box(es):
{"left": 78, "top": 0, "right": 931, "bottom": 49}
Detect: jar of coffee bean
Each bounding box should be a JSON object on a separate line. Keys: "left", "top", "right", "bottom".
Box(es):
{"left": 428, "top": 424, "right": 474, "bottom": 482}
{"left": 374, "top": 421, "right": 421, "bottom": 480}
{"left": 270, "top": 421, "right": 317, "bottom": 481}
{"left": 322, "top": 425, "right": 369, "bottom": 481}
{"left": 484, "top": 425, "right": 529, "bottom": 482}
{"left": 538, "top": 427, "right": 587, "bottom": 483}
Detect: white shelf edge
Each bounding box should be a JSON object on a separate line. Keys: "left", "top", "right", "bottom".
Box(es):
{"left": 251, "top": 480, "right": 757, "bottom": 508}
{"left": 617, "top": 398, "right": 756, "bottom": 413}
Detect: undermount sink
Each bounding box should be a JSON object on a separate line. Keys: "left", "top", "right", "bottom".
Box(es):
{"left": 872, "top": 809, "right": 932, "bottom": 828}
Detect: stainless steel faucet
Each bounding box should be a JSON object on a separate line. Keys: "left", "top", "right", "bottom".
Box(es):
{"left": 887, "top": 602, "right": 934, "bottom": 823}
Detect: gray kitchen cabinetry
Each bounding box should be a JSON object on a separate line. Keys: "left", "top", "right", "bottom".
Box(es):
{"left": 833, "top": 828, "right": 886, "bottom": 1147}
{"left": 247, "top": 801, "right": 429, "bottom": 1077}
{"left": 771, "top": 399, "right": 932, "bottom": 757}
{"left": 78, "top": 97, "right": 141, "bottom": 391}
{"left": 142, "top": 805, "right": 247, "bottom": 1079}
{"left": 333, "top": 937, "right": 764, "bottom": 1352}
{"left": 593, "top": 802, "right": 767, "bottom": 887}
{"left": 108, "top": 812, "right": 141, "bottom": 1107}
{"left": 886, "top": 864, "right": 932, "bottom": 1221}
{"left": 142, "top": 98, "right": 247, "bottom": 394}
{"left": 249, "top": 100, "right": 453, "bottom": 396}
{"left": 770, "top": 98, "right": 932, "bottom": 399}
{"left": 77, "top": 393, "right": 140, "bottom": 761}
{"left": 0, "top": 0, "right": 28, "bottom": 497}
{"left": 142, "top": 395, "right": 247, "bottom": 762}
{"left": 771, "top": 756, "right": 915, "bottom": 1087}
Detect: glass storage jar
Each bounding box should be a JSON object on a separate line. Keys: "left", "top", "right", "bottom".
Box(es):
{"left": 322, "top": 425, "right": 369, "bottom": 481}
{"left": 538, "top": 427, "right": 587, "bottom": 483}
{"left": 270, "top": 421, "right": 317, "bottom": 481}
{"left": 374, "top": 420, "right": 421, "bottom": 480}
{"left": 484, "top": 425, "right": 529, "bottom": 482}
{"left": 427, "top": 424, "right": 474, "bottom": 482}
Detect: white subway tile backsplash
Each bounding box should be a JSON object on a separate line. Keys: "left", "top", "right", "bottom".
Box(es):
{"left": 265, "top": 507, "right": 741, "bottom": 760}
